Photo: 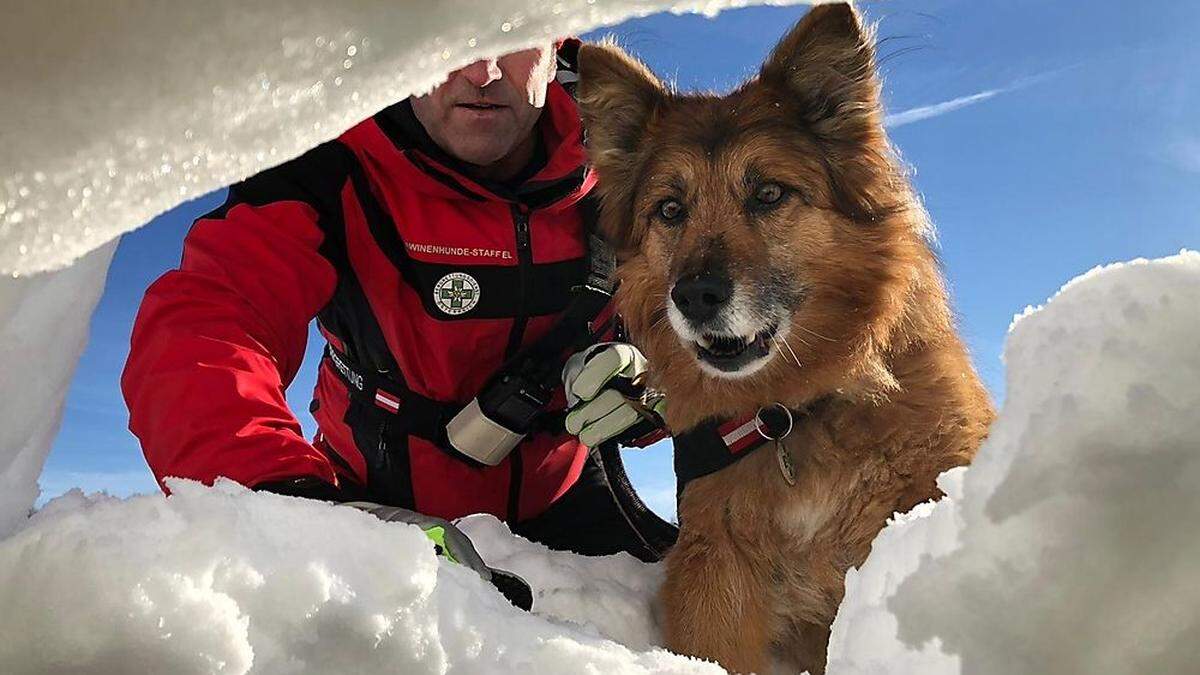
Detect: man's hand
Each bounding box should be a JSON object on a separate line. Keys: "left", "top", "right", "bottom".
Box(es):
{"left": 346, "top": 502, "right": 492, "bottom": 581}
{"left": 562, "top": 342, "right": 667, "bottom": 447}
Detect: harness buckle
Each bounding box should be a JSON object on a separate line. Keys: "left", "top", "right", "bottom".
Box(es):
{"left": 754, "top": 403, "right": 794, "bottom": 441}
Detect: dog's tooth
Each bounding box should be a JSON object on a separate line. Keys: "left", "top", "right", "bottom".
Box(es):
{"left": 697, "top": 335, "right": 713, "bottom": 348}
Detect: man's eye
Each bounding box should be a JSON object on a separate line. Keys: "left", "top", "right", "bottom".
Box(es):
{"left": 755, "top": 183, "right": 784, "bottom": 205}
{"left": 658, "top": 199, "right": 685, "bottom": 221}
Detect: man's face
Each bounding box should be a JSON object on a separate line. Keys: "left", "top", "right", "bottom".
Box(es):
{"left": 411, "top": 46, "right": 556, "bottom": 168}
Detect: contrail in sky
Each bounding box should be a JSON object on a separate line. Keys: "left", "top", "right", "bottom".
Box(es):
{"left": 885, "top": 89, "right": 1004, "bottom": 128}
{"left": 884, "top": 66, "right": 1080, "bottom": 128}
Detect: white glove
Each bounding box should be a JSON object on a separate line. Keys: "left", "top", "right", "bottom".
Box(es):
{"left": 563, "top": 343, "right": 666, "bottom": 447}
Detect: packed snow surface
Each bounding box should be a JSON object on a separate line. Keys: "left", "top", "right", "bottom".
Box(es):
{"left": 0, "top": 479, "right": 717, "bottom": 675}
{"left": 828, "top": 251, "right": 1200, "bottom": 674}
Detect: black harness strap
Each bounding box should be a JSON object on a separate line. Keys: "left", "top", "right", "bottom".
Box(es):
{"left": 673, "top": 405, "right": 798, "bottom": 496}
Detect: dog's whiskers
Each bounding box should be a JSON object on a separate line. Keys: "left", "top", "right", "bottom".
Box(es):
{"left": 780, "top": 335, "right": 802, "bottom": 368}
{"left": 769, "top": 332, "right": 802, "bottom": 369}
{"left": 798, "top": 325, "right": 837, "bottom": 343}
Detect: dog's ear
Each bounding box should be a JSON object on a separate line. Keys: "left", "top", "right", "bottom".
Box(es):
{"left": 760, "top": 3, "right": 904, "bottom": 222}
{"left": 759, "top": 3, "right": 881, "bottom": 142}
{"left": 577, "top": 41, "right": 664, "bottom": 165}
{"left": 577, "top": 41, "right": 665, "bottom": 247}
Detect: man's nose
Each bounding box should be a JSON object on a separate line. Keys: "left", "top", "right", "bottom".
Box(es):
{"left": 458, "top": 58, "right": 503, "bottom": 89}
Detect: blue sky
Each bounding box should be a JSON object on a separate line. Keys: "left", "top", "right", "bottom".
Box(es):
{"left": 40, "top": 0, "right": 1199, "bottom": 517}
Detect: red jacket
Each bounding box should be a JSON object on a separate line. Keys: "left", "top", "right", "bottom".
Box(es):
{"left": 123, "top": 68, "right": 606, "bottom": 522}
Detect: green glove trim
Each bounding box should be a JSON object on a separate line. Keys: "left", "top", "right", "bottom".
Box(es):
{"left": 423, "top": 525, "right": 460, "bottom": 565}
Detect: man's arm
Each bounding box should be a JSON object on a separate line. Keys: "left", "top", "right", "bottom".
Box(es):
{"left": 122, "top": 144, "right": 350, "bottom": 494}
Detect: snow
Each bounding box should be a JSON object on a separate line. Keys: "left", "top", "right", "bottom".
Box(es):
{"left": 0, "top": 243, "right": 115, "bottom": 539}
{"left": 0, "top": 0, "right": 799, "bottom": 278}
{"left": 828, "top": 251, "right": 1200, "bottom": 674}
{"left": 0, "top": 479, "right": 717, "bottom": 674}
{"left": 459, "top": 514, "right": 668, "bottom": 652}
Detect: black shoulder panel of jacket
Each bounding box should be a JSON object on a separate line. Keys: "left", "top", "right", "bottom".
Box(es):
{"left": 202, "top": 141, "right": 359, "bottom": 222}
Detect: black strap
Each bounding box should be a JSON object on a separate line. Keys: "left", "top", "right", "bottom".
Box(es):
{"left": 673, "top": 406, "right": 797, "bottom": 497}
{"left": 593, "top": 443, "right": 679, "bottom": 561}
{"left": 496, "top": 233, "right": 614, "bottom": 383}
{"left": 324, "top": 339, "right": 572, "bottom": 444}
{"left": 324, "top": 343, "right": 460, "bottom": 441}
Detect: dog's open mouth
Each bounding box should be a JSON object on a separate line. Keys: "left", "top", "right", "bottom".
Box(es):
{"left": 694, "top": 323, "right": 779, "bottom": 373}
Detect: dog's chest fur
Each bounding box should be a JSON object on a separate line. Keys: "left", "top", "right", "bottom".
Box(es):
{"left": 665, "top": 347, "right": 992, "bottom": 672}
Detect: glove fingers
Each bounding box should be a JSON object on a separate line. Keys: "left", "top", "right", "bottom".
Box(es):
{"left": 565, "top": 388, "right": 627, "bottom": 434}
{"left": 569, "top": 346, "right": 636, "bottom": 402}
{"left": 579, "top": 402, "right": 643, "bottom": 447}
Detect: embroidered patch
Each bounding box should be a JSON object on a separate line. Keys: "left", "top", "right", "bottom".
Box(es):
{"left": 433, "top": 272, "right": 481, "bottom": 315}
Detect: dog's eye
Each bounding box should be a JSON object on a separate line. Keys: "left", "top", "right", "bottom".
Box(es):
{"left": 658, "top": 199, "right": 685, "bottom": 222}
{"left": 755, "top": 183, "right": 784, "bottom": 205}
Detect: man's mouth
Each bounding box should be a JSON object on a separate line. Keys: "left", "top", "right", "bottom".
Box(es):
{"left": 693, "top": 322, "right": 779, "bottom": 373}
{"left": 457, "top": 101, "right": 505, "bottom": 111}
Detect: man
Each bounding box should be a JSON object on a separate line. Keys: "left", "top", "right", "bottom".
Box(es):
{"left": 122, "top": 41, "right": 674, "bottom": 592}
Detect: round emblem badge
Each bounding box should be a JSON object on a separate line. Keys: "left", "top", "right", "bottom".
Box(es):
{"left": 433, "top": 272, "right": 481, "bottom": 315}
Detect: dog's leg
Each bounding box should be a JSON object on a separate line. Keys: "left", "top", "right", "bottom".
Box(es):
{"left": 661, "top": 523, "right": 773, "bottom": 673}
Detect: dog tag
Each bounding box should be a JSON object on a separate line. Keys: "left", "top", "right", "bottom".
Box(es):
{"left": 776, "top": 439, "right": 796, "bottom": 486}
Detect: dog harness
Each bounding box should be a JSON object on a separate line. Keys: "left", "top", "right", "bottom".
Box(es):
{"left": 673, "top": 403, "right": 803, "bottom": 497}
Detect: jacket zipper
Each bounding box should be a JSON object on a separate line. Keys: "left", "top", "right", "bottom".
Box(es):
{"left": 505, "top": 203, "right": 533, "bottom": 523}
{"left": 505, "top": 204, "right": 533, "bottom": 359}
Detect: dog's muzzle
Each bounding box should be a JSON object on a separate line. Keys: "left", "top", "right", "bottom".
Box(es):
{"left": 669, "top": 274, "right": 780, "bottom": 376}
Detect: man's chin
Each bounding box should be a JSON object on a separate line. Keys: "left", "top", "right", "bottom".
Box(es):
{"left": 442, "top": 137, "right": 518, "bottom": 169}
{"left": 453, "top": 147, "right": 513, "bottom": 169}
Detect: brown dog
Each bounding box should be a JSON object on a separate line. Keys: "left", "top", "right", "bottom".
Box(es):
{"left": 577, "top": 4, "right": 995, "bottom": 673}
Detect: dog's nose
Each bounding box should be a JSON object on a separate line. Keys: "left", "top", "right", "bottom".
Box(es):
{"left": 671, "top": 274, "right": 733, "bottom": 325}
